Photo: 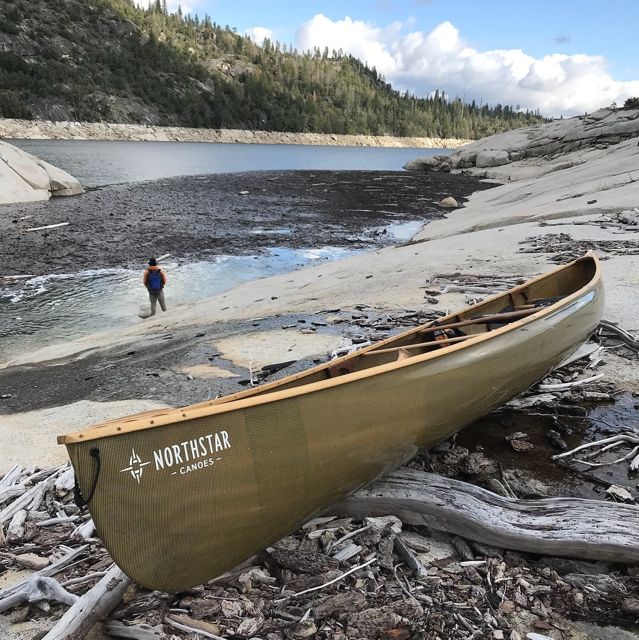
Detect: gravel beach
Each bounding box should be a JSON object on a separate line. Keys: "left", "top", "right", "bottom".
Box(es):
{"left": 0, "top": 170, "right": 491, "bottom": 277}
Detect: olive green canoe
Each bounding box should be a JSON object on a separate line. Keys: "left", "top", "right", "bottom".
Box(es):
{"left": 59, "top": 253, "right": 603, "bottom": 590}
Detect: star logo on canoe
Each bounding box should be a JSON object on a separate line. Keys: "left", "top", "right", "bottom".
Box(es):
{"left": 120, "top": 449, "right": 151, "bottom": 483}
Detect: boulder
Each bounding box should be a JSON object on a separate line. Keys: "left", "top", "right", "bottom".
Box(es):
{"left": 475, "top": 149, "right": 510, "bottom": 168}
{"left": 404, "top": 156, "right": 441, "bottom": 171}
{"left": 439, "top": 196, "right": 459, "bottom": 208}
{"left": 37, "top": 159, "right": 84, "bottom": 196}
{"left": 0, "top": 143, "right": 50, "bottom": 190}
{"left": 619, "top": 209, "right": 639, "bottom": 226}
{"left": 0, "top": 141, "right": 83, "bottom": 204}
{"left": 457, "top": 150, "right": 478, "bottom": 168}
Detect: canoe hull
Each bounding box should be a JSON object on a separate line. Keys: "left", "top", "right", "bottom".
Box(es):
{"left": 66, "top": 270, "right": 603, "bottom": 590}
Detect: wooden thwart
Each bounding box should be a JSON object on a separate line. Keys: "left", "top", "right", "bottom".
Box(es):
{"left": 362, "top": 334, "right": 471, "bottom": 356}
{"left": 417, "top": 307, "right": 539, "bottom": 335}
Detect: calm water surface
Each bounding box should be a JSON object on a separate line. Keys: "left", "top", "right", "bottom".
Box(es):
{"left": 11, "top": 139, "right": 444, "bottom": 187}
{"left": 0, "top": 248, "right": 349, "bottom": 359}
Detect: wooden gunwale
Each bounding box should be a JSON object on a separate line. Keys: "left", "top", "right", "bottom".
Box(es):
{"left": 58, "top": 254, "right": 601, "bottom": 445}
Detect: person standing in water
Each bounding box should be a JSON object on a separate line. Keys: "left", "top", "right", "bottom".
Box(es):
{"left": 143, "top": 257, "right": 167, "bottom": 316}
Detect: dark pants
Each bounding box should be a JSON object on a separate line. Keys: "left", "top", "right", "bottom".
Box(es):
{"left": 149, "top": 290, "right": 167, "bottom": 315}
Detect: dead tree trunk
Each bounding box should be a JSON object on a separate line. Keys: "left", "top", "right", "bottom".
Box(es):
{"left": 334, "top": 468, "right": 639, "bottom": 563}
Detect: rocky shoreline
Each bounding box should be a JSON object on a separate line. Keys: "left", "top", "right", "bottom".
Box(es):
{"left": 406, "top": 107, "right": 639, "bottom": 232}
{"left": 1, "top": 109, "right": 638, "bottom": 639}
{"left": 0, "top": 169, "right": 491, "bottom": 279}
{"left": 0, "top": 118, "right": 470, "bottom": 148}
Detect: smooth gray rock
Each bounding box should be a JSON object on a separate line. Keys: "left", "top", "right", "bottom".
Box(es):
{"left": 0, "top": 141, "right": 83, "bottom": 204}
{"left": 475, "top": 149, "right": 510, "bottom": 168}
{"left": 404, "top": 156, "right": 440, "bottom": 171}
{"left": 439, "top": 196, "right": 459, "bottom": 208}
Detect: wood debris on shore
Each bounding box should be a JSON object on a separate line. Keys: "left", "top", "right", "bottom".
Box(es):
{"left": 520, "top": 232, "right": 639, "bottom": 264}
{"left": 2, "top": 455, "right": 639, "bottom": 639}
{"left": 1, "top": 315, "right": 639, "bottom": 638}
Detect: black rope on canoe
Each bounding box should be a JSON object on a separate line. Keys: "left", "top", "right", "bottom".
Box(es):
{"left": 73, "top": 447, "right": 101, "bottom": 509}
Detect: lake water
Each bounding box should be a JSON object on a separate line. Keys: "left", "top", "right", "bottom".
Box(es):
{"left": 2, "top": 135, "right": 432, "bottom": 363}
{"left": 11, "top": 139, "right": 442, "bottom": 188}
{"left": 0, "top": 248, "right": 354, "bottom": 359}
{"left": 1, "top": 219, "right": 424, "bottom": 359}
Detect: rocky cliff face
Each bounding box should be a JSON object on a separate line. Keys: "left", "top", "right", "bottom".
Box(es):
{"left": 405, "top": 108, "right": 639, "bottom": 176}
{"left": 407, "top": 107, "right": 639, "bottom": 239}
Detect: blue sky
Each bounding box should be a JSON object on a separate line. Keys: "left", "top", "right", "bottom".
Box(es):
{"left": 153, "top": 0, "right": 639, "bottom": 116}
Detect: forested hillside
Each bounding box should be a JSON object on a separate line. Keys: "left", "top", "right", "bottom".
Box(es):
{"left": 0, "top": 0, "right": 546, "bottom": 138}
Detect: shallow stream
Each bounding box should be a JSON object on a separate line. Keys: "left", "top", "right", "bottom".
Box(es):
{"left": 0, "top": 248, "right": 347, "bottom": 360}
{"left": 0, "top": 220, "right": 422, "bottom": 360}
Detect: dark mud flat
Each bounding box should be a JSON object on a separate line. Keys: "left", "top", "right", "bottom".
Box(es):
{"left": 0, "top": 169, "right": 492, "bottom": 276}
{"left": 0, "top": 307, "right": 427, "bottom": 414}
{"left": 418, "top": 394, "right": 639, "bottom": 500}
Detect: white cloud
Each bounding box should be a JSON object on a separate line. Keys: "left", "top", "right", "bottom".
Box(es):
{"left": 245, "top": 27, "right": 274, "bottom": 46}
{"left": 295, "top": 14, "right": 639, "bottom": 116}
{"left": 296, "top": 14, "right": 397, "bottom": 76}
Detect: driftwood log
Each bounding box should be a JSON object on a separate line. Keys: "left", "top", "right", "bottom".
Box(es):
{"left": 42, "top": 564, "right": 130, "bottom": 640}
{"left": 0, "top": 575, "right": 78, "bottom": 614}
{"left": 335, "top": 468, "right": 639, "bottom": 563}
{"left": 0, "top": 545, "right": 88, "bottom": 611}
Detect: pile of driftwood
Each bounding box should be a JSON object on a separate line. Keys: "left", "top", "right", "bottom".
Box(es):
{"left": 537, "top": 208, "right": 639, "bottom": 233}
{"left": 3, "top": 454, "right": 639, "bottom": 638}
{"left": 519, "top": 232, "right": 639, "bottom": 263}
{"left": 0, "top": 464, "right": 127, "bottom": 639}
{"left": 419, "top": 273, "right": 527, "bottom": 306}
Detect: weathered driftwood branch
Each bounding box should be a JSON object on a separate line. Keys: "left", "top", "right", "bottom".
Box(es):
{"left": 165, "top": 616, "right": 226, "bottom": 640}
{"left": 0, "top": 469, "right": 63, "bottom": 524}
{"left": 0, "top": 575, "right": 78, "bottom": 613}
{"left": 334, "top": 468, "right": 639, "bottom": 563}
{"left": 0, "top": 545, "right": 88, "bottom": 605}
{"left": 42, "top": 564, "right": 130, "bottom": 640}
{"left": 0, "top": 484, "right": 26, "bottom": 505}
{"left": 598, "top": 319, "right": 639, "bottom": 351}
{"left": 537, "top": 373, "right": 604, "bottom": 391}
{"left": 24, "top": 221, "right": 70, "bottom": 232}
{"left": 102, "top": 620, "right": 164, "bottom": 639}
{"left": 552, "top": 433, "right": 639, "bottom": 469}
